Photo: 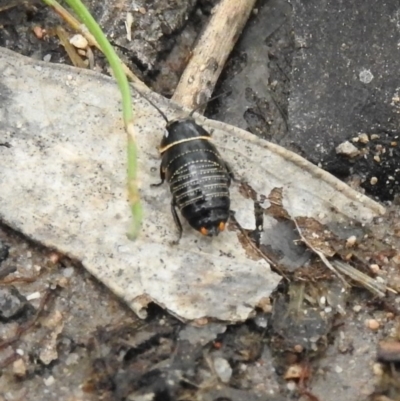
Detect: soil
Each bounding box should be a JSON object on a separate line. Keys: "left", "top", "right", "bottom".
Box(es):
{"left": 1, "top": 1, "right": 400, "bottom": 401}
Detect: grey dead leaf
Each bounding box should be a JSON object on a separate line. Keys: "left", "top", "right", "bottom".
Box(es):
{"left": 0, "top": 48, "right": 385, "bottom": 322}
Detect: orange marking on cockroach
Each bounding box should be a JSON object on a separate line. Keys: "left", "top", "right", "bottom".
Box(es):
{"left": 200, "top": 227, "right": 208, "bottom": 236}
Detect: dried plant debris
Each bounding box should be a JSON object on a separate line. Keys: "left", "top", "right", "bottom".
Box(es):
{"left": 81, "top": 315, "right": 287, "bottom": 401}
{"left": 292, "top": 216, "right": 394, "bottom": 296}
{"left": 257, "top": 188, "right": 395, "bottom": 297}
{"left": 0, "top": 48, "right": 387, "bottom": 324}
{"left": 254, "top": 187, "right": 399, "bottom": 357}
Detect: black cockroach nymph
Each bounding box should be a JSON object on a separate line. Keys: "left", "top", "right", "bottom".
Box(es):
{"left": 143, "top": 92, "right": 234, "bottom": 242}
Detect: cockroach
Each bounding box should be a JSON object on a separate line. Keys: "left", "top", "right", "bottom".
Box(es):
{"left": 144, "top": 93, "right": 234, "bottom": 242}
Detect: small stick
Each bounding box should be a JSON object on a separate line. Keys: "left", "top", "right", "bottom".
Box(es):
{"left": 172, "top": 0, "right": 256, "bottom": 111}
{"left": 332, "top": 260, "right": 392, "bottom": 297}
{"left": 0, "top": 275, "right": 38, "bottom": 284}
{"left": 293, "top": 218, "right": 349, "bottom": 287}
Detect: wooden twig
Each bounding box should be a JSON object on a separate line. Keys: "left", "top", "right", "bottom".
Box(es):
{"left": 172, "top": 0, "right": 256, "bottom": 110}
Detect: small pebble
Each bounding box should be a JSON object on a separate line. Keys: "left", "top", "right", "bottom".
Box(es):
{"left": 26, "top": 291, "right": 41, "bottom": 301}
{"left": 369, "top": 264, "right": 380, "bottom": 273}
{"left": 334, "top": 365, "right": 343, "bottom": 373}
{"left": 293, "top": 344, "right": 303, "bottom": 353}
{"left": 213, "top": 357, "right": 232, "bottom": 383}
{"left": 386, "top": 312, "right": 395, "bottom": 320}
{"left": 138, "top": 7, "right": 146, "bottom": 14}
{"left": 284, "top": 364, "right": 302, "bottom": 380}
{"left": 370, "top": 177, "right": 378, "bottom": 185}
{"left": 33, "top": 264, "right": 42, "bottom": 272}
{"left": 194, "top": 317, "right": 208, "bottom": 326}
{"left": 371, "top": 134, "right": 380, "bottom": 140}
{"left": 359, "top": 69, "right": 374, "bottom": 84}
{"left": 366, "top": 319, "right": 380, "bottom": 331}
{"left": 286, "top": 381, "right": 297, "bottom": 391}
{"left": 65, "top": 353, "right": 79, "bottom": 366}
{"left": 48, "top": 252, "right": 61, "bottom": 264}
{"left": 254, "top": 315, "right": 268, "bottom": 328}
{"left": 56, "top": 277, "right": 69, "bottom": 289}
{"left": 44, "top": 375, "right": 55, "bottom": 386}
{"left": 257, "top": 297, "right": 272, "bottom": 313}
{"left": 32, "top": 26, "right": 45, "bottom": 39}
{"left": 346, "top": 235, "right": 357, "bottom": 247}
{"left": 62, "top": 267, "right": 74, "bottom": 278}
{"left": 69, "top": 34, "right": 88, "bottom": 50}
{"left": 13, "top": 359, "right": 26, "bottom": 377}
{"left": 353, "top": 305, "right": 362, "bottom": 313}
{"left": 380, "top": 256, "right": 389, "bottom": 265}
{"left": 374, "top": 155, "right": 381, "bottom": 163}
{"left": 358, "top": 133, "right": 370, "bottom": 143}
{"left": 372, "top": 363, "right": 383, "bottom": 376}
{"left": 335, "top": 141, "right": 360, "bottom": 157}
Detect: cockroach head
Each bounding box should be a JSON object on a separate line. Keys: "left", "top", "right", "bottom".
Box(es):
{"left": 159, "top": 117, "right": 211, "bottom": 152}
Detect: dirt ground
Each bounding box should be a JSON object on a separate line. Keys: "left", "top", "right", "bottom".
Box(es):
{"left": 1, "top": 1, "right": 400, "bottom": 400}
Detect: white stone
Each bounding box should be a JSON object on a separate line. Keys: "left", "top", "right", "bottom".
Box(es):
{"left": 69, "top": 34, "right": 88, "bottom": 50}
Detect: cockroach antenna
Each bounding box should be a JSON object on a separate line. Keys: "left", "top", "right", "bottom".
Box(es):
{"left": 133, "top": 88, "right": 169, "bottom": 124}
{"left": 134, "top": 87, "right": 231, "bottom": 123}
{"left": 188, "top": 91, "right": 232, "bottom": 117}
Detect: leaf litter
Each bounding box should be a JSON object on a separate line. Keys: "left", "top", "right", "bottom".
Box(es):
{"left": 1, "top": 46, "right": 400, "bottom": 399}
{"left": 0, "top": 47, "right": 392, "bottom": 327}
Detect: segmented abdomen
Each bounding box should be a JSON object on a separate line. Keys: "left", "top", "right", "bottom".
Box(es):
{"left": 167, "top": 148, "right": 230, "bottom": 210}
